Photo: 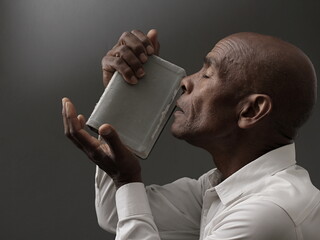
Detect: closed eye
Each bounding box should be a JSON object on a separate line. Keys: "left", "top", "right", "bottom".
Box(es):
{"left": 203, "top": 74, "right": 210, "bottom": 79}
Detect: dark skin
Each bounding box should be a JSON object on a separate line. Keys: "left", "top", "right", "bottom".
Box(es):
{"left": 62, "top": 30, "right": 317, "bottom": 186}
{"left": 62, "top": 29, "right": 159, "bottom": 188}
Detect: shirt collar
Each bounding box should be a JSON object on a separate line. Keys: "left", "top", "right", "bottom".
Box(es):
{"left": 211, "top": 143, "right": 296, "bottom": 205}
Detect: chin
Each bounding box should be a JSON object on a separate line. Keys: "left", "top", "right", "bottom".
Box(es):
{"left": 171, "top": 128, "right": 203, "bottom": 148}
{"left": 171, "top": 124, "right": 196, "bottom": 142}
{"left": 171, "top": 127, "right": 183, "bottom": 139}
{"left": 171, "top": 122, "right": 209, "bottom": 148}
{"left": 170, "top": 123, "right": 187, "bottom": 140}
{"left": 171, "top": 116, "right": 199, "bottom": 141}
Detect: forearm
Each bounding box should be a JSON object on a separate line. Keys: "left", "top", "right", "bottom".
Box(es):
{"left": 115, "top": 183, "right": 160, "bottom": 240}
{"left": 95, "top": 167, "right": 160, "bottom": 239}
{"left": 96, "top": 166, "right": 204, "bottom": 239}
{"left": 95, "top": 166, "right": 118, "bottom": 233}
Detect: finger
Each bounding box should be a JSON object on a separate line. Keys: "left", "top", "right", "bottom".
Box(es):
{"left": 131, "top": 29, "right": 155, "bottom": 55}
{"left": 99, "top": 124, "right": 127, "bottom": 158}
{"left": 107, "top": 45, "right": 145, "bottom": 78}
{"left": 62, "top": 98, "right": 85, "bottom": 149}
{"left": 65, "top": 101, "right": 82, "bottom": 132}
{"left": 77, "top": 114, "right": 86, "bottom": 129}
{"left": 63, "top": 98, "right": 81, "bottom": 139}
{"left": 102, "top": 55, "right": 138, "bottom": 84}
{"left": 118, "top": 31, "right": 148, "bottom": 62}
{"left": 101, "top": 30, "right": 152, "bottom": 87}
{"left": 147, "top": 29, "right": 160, "bottom": 55}
{"left": 71, "top": 128, "right": 108, "bottom": 164}
{"left": 102, "top": 64, "right": 115, "bottom": 87}
{"left": 62, "top": 97, "right": 70, "bottom": 134}
{"left": 64, "top": 101, "right": 108, "bottom": 159}
{"left": 116, "top": 45, "right": 145, "bottom": 78}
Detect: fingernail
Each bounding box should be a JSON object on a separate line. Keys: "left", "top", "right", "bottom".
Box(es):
{"left": 100, "top": 126, "right": 112, "bottom": 135}
{"left": 139, "top": 53, "right": 147, "bottom": 63}
{"left": 136, "top": 68, "right": 145, "bottom": 78}
{"left": 131, "top": 76, "right": 138, "bottom": 84}
{"left": 146, "top": 45, "right": 154, "bottom": 55}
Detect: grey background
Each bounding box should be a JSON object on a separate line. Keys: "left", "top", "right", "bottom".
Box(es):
{"left": 1, "top": 0, "right": 319, "bottom": 239}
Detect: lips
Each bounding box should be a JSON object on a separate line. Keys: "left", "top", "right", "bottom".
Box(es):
{"left": 175, "top": 106, "right": 184, "bottom": 113}
{"left": 175, "top": 101, "right": 185, "bottom": 114}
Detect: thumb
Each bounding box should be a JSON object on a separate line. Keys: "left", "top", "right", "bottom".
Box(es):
{"left": 147, "top": 29, "right": 160, "bottom": 55}
{"left": 99, "top": 124, "right": 126, "bottom": 156}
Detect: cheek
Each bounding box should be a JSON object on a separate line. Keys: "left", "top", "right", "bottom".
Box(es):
{"left": 192, "top": 93, "right": 236, "bottom": 129}
{"left": 190, "top": 89, "right": 217, "bottom": 118}
{"left": 187, "top": 96, "right": 215, "bottom": 130}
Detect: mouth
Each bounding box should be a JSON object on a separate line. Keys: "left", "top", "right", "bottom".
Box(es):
{"left": 174, "top": 105, "right": 184, "bottom": 114}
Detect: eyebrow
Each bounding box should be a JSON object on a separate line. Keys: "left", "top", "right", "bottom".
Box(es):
{"left": 204, "top": 56, "right": 219, "bottom": 68}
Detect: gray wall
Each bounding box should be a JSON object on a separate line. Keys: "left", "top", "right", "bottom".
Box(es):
{"left": 1, "top": 1, "right": 319, "bottom": 239}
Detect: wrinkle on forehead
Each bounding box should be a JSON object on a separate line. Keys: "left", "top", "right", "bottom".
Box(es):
{"left": 212, "top": 37, "right": 252, "bottom": 63}
{"left": 207, "top": 36, "right": 256, "bottom": 100}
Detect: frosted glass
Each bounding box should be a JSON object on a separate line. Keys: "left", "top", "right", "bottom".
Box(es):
{"left": 86, "top": 55, "right": 186, "bottom": 159}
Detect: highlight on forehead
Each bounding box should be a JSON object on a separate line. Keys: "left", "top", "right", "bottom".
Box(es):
{"left": 213, "top": 36, "right": 250, "bottom": 60}
{"left": 207, "top": 35, "right": 255, "bottom": 83}
{"left": 204, "top": 55, "right": 219, "bottom": 68}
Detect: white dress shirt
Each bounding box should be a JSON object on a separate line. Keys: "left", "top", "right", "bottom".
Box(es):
{"left": 95, "top": 143, "right": 320, "bottom": 240}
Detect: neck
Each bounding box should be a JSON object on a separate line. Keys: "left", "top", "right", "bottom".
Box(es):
{"left": 199, "top": 133, "right": 293, "bottom": 180}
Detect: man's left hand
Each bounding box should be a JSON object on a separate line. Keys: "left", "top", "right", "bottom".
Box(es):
{"left": 62, "top": 98, "right": 142, "bottom": 189}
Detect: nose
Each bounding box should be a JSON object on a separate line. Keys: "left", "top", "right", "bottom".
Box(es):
{"left": 180, "top": 74, "right": 194, "bottom": 94}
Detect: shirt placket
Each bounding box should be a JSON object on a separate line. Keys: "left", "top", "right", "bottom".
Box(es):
{"left": 200, "top": 189, "right": 221, "bottom": 240}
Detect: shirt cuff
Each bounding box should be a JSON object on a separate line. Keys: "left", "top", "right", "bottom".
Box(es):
{"left": 115, "top": 182, "right": 152, "bottom": 220}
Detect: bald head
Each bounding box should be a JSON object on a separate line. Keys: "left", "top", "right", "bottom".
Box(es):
{"left": 214, "top": 32, "right": 317, "bottom": 139}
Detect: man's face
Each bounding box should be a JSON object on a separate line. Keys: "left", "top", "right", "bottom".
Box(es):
{"left": 171, "top": 42, "right": 241, "bottom": 146}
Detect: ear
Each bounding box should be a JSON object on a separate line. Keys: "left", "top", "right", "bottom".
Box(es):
{"left": 237, "top": 94, "right": 272, "bottom": 129}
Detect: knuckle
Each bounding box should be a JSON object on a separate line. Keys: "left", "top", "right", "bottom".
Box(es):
{"left": 105, "top": 50, "right": 114, "bottom": 57}
{"left": 141, "top": 38, "right": 150, "bottom": 47}
{"left": 132, "top": 44, "right": 144, "bottom": 54}
{"left": 131, "top": 29, "right": 143, "bottom": 36}
{"left": 118, "top": 45, "right": 129, "bottom": 54}
{"left": 101, "top": 57, "right": 108, "bottom": 67}
{"left": 119, "top": 31, "right": 130, "bottom": 41}
{"left": 130, "top": 29, "right": 140, "bottom": 34}
{"left": 130, "top": 60, "right": 142, "bottom": 72}
{"left": 101, "top": 52, "right": 113, "bottom": 66}
{"left": 114, "top": 57, "right": 124, "bottom": 65}
{"left": 65, "top": 115, "right": 73, "bottom": 121}
{"left": 132, "top": 63, "right": 142, "bottom": 72}
{"left": 138, "top": 35, "right": 149, "bottom": 44}
{"left": 102, "top": 64, "right": 112, "bottom": 73}
{"left": 122, "top": 68, "right": 133, "bottom": 77}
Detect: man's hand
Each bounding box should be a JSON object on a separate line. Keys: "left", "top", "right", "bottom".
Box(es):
{"left": 62, "top": 97, "right": 142, "bottom": 189}
{"left": 101, "top": 29, "right": 160, "bottom": 86}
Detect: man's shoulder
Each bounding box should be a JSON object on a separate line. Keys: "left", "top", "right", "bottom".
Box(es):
{"left": 243, "top": 164, "right": 320, "bottom": 225}
{"left": 207, "top": 197, "right": 298, "bottom": 239}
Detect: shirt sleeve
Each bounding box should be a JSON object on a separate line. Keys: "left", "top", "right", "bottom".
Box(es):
{"left": 95, "top": 166, "right": 118, "bottom": 233}
{"left": 95, "top": 166, "right": 205, "bottom": 239}
{"left": 115, "top": 183, "right": 160, "bottom": 240}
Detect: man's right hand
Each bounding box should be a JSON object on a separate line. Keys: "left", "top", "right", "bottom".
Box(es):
{"left": 101, "top": 29, "right": 160, "bottom": 87}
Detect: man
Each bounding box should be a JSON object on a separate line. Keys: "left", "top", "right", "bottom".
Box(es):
{"left": 62, "top": 29, "right": 320, "bottom": 239}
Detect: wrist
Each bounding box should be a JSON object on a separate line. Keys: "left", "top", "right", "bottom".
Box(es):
{"left": 114, "top": 175, "right": 143, "bottom": 189}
